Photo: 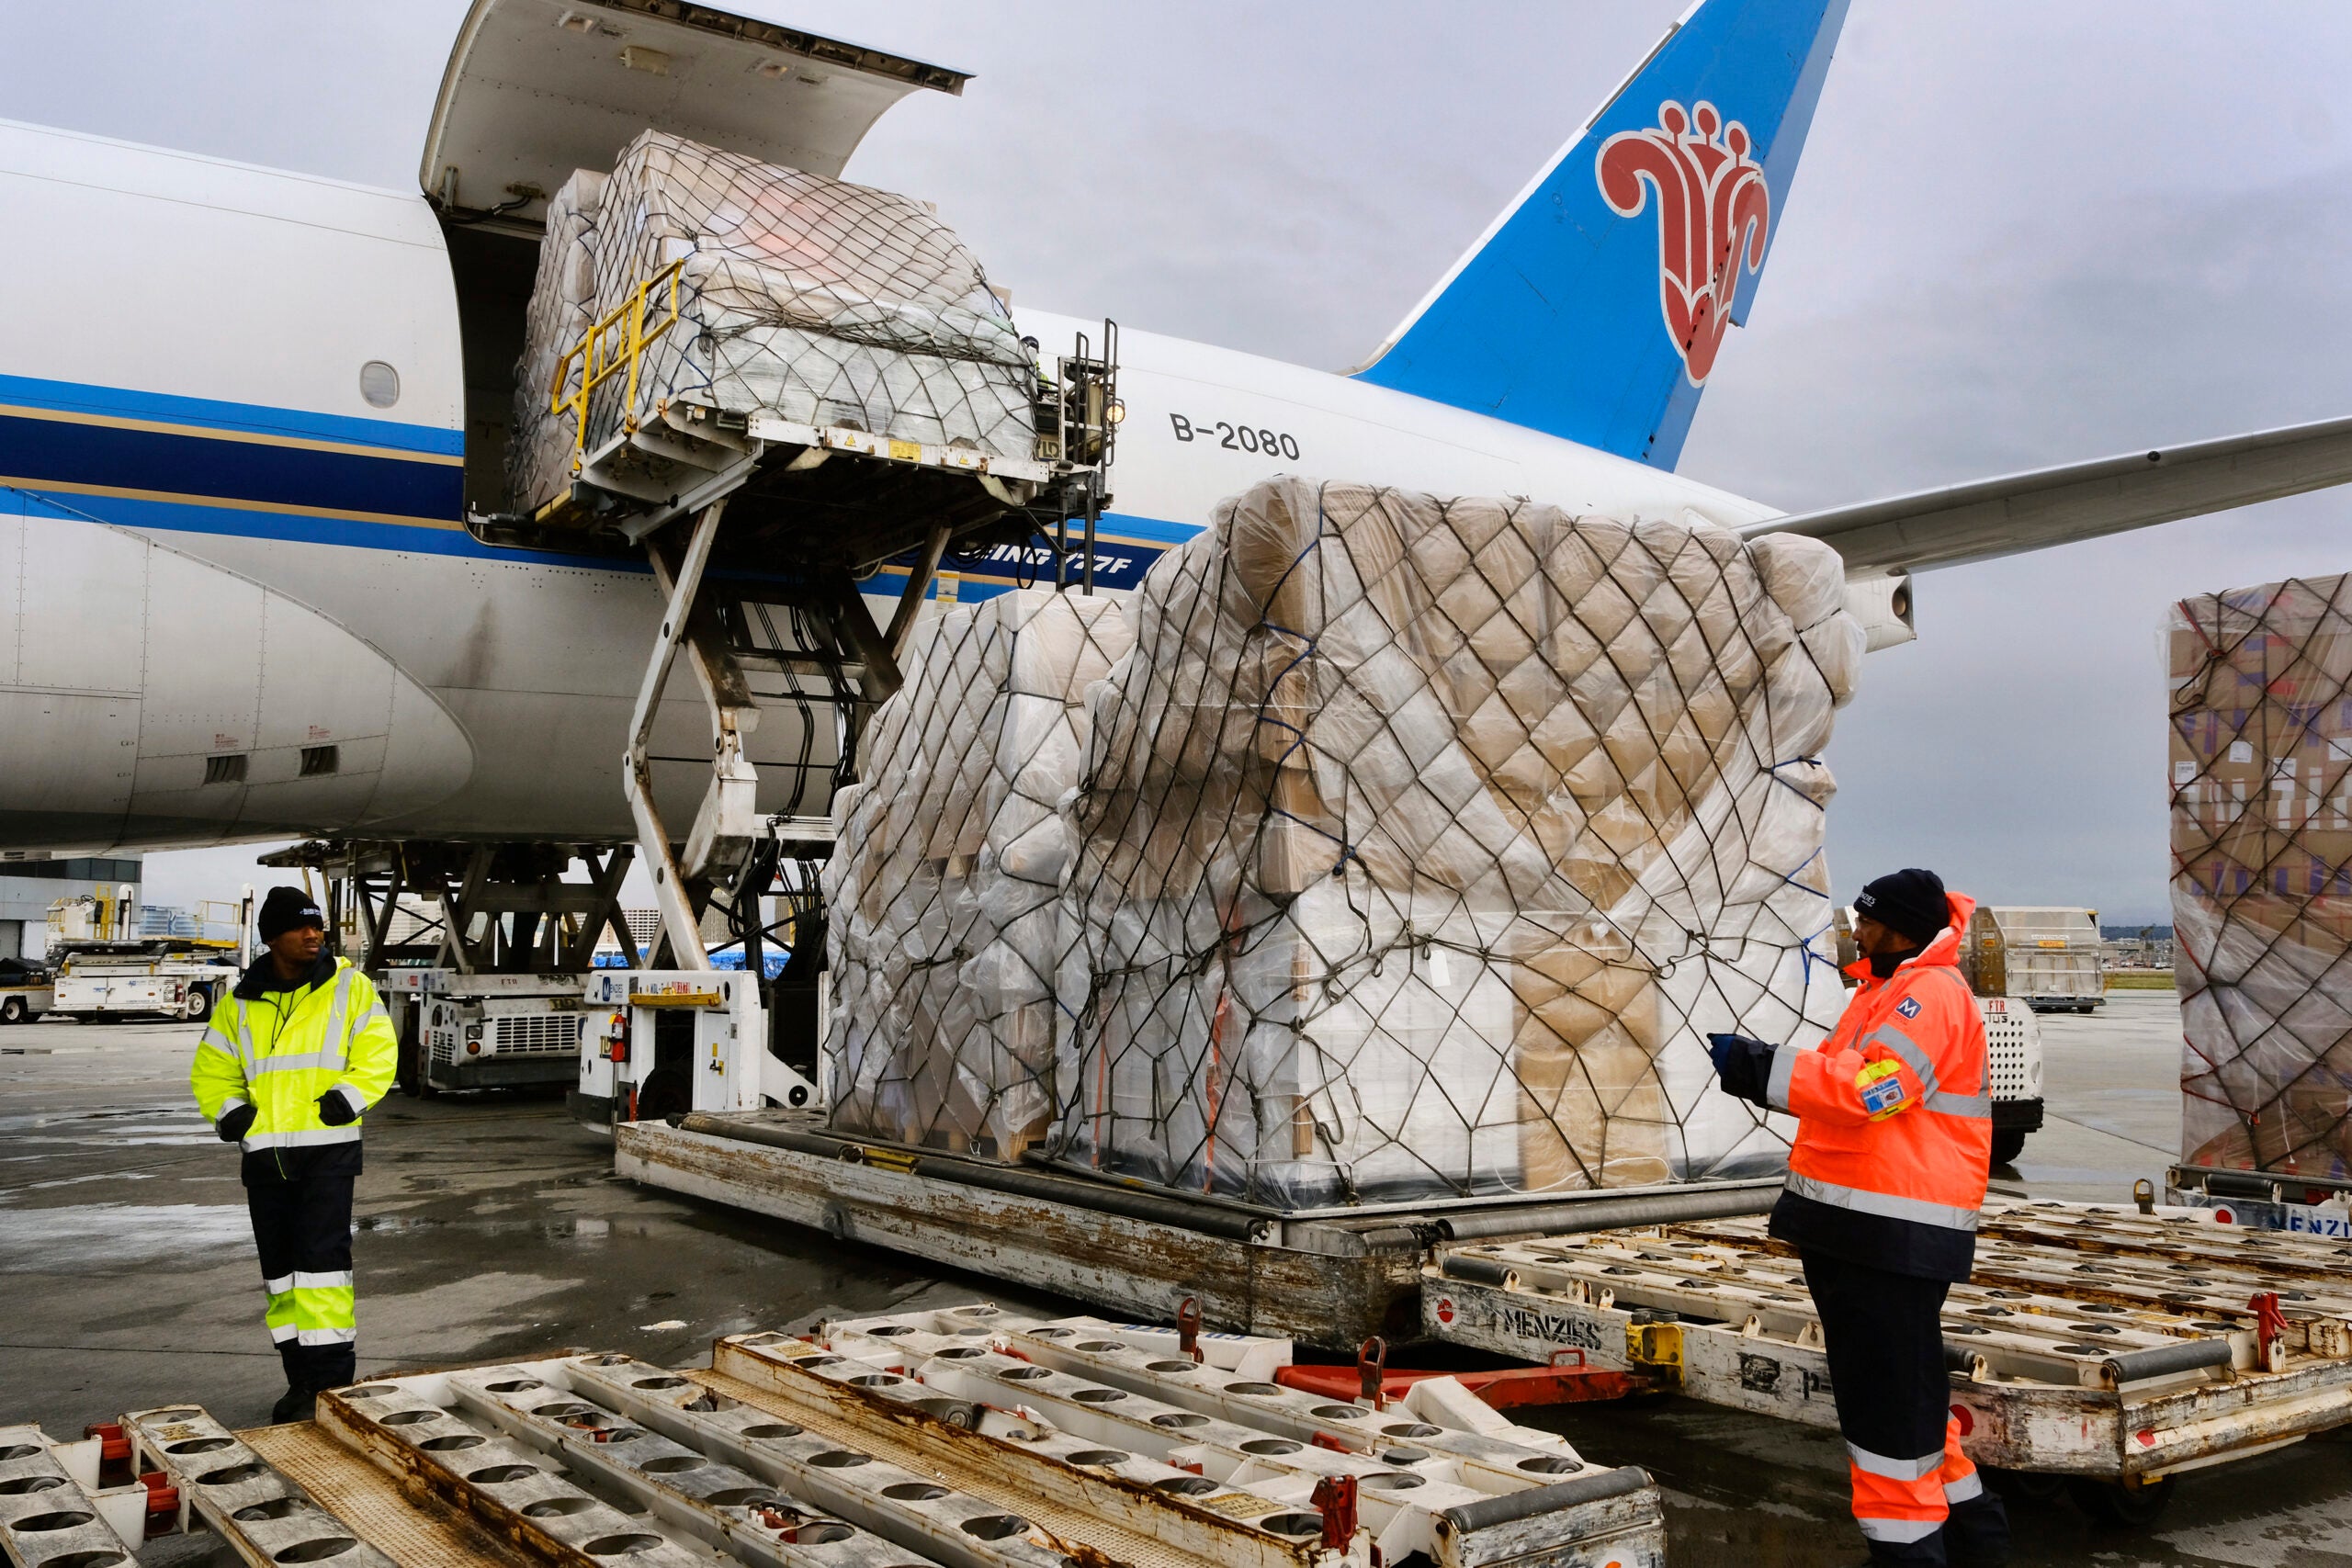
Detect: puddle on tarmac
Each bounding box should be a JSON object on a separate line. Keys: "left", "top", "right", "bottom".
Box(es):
{"left": 0, "top": 1105, "right": 213, "bottom": 1147}
{"left": 0, "top": 1202, "right": 253, "bottom": 1270}
{"left": 356, "top": 1213, "right": 615, "bottom": 1242}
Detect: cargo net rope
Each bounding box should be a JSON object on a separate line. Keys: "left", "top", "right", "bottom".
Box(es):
{"left": 1048, "top": 479, "right": 1865, "bottom": 1206}
{"left": 2172, "top": 573, "right": 2352, "bottom": 1179}
{"left": 509, "top": 130, "right": 1035, "bottom": 514}
{"left": 825, "top": 590, "right": 1136, "bottom": 1160}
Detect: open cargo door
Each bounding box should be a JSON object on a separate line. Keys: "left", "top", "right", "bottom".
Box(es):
{"left": 421, "top": 0, "right": 968, "bottom": 220}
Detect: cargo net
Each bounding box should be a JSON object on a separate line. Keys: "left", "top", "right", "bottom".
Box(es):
{"left": 511, "top": 168, "right": 608, "bottom": 516}
{"left": 1048, "top": 479, "right": 1863, "bottom": 1206}
{"left": 2172, "top": 573, "right": 2352, "bottom": 1179}
{"left": 508, "top": 130, "right": 1035, "bottom": 513}
{"left": 825, "top": 590, "right": 1136, "bottom": 1159}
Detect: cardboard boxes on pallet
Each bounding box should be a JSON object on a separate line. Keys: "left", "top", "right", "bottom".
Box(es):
{"left": 2172, "top": 573, "right": 2352, "bottom": 1178}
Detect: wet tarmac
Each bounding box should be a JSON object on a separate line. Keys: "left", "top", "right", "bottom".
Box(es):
{"left": 4, "top": 990, "right": 2346, "bottom": 1565}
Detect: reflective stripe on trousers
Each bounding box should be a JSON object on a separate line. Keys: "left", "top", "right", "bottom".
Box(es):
{"left": 1852, "top": 1415, "right": 1980, "bottom": 1542}
{"left": 261, "top": 1272, "right": 355, "bottom": 1345}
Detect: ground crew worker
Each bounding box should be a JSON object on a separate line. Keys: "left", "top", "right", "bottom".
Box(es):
{"left": 1707, "top": 868, "right": 2010, "bottom": 1567}
{"left": 190, "top": 886, "right": 397, "bottom": 1422}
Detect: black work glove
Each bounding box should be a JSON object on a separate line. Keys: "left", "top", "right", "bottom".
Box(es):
{"left": 315, "top": 1089, "right": 359, "bottom": 1127}
{"left": 1707, "top": 1032, "right": 1777, "bottom": 1107}
{"left": 216, "top": 1103, "right": 257, "bottom": 1143}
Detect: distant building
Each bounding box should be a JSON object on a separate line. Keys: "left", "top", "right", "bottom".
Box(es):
{"left": 0, "top": 856, "right": 142, "bottom": 960}
{"left": 2102, "top": 924, "right": 2176, "bottom": 970}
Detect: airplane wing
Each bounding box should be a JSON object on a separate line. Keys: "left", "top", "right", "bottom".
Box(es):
{"left": 1747, "top": 413, "right": 2352, "bottom": 575}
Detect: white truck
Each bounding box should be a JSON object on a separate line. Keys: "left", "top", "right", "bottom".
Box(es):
{"left": 50, "top": 945, "right": 239, "bottom": 1022}
{"left": 43, "top": 891, "right": 249, "bottom": 1022}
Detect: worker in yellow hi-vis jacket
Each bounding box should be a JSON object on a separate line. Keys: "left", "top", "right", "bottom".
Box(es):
{"left": 189, "top": 886, "right": 397, "bottom": 1422}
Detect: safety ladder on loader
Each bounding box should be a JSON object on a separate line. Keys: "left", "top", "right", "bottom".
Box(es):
{"left": 546, "top": 272, "right": 1125, "bottom": 972}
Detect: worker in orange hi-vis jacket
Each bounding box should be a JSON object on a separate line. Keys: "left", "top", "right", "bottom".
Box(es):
{"left": 1709, "top": 868, "right": 2010, "bottom": 1568}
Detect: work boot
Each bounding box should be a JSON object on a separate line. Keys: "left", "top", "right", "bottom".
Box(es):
{"left": 269, "top": 1384, "right": 316, "bottom": 1425}
{"left": 1944, "top": 1494, "right": 2011, "bottom": 1568}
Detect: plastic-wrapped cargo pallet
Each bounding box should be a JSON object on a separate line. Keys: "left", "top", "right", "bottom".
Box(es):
{"left": 507, "top": 169, "right": 606, "bottom": 514}
{"left": 2172, "top": 574, "right": 2352, "bottom": 1179}
{"left": 1049, "top": 479, "right": 1864, "bottom": 1206}
{"left": 506, "top": 130, "right": 1035, "bottom": 513}
{"left": 826, "top": 590, "right": 1135, "bottom": 1159}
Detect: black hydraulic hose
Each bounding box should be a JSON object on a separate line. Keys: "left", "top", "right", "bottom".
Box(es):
{"left": 1434, "top": 1179, "right": 1782, "bottom": 1242}
{"left": 673, "top": 1114, "right": 1271, "bottom": 1241}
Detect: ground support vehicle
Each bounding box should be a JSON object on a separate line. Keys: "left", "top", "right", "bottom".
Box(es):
{"left": 49, "top": 942, "right": 236, "bottom": 1021}
{"left": 379, "top": 968, "right": 592, "bottom": 1095}
{"left": 576, "top": 969, "right": 820, "bottom": 1129}
{"left": 1419, "top": 1201, "right": 2352, "bottom": 1521}
{"left": 0, "top": 956, "right": 51, "bottom": 1023}
{"left": 2167, "top": 1164, "right": 2352, "bottom": 1237}
{"left": 16, "top": 1312, "right": 1664, "bottom": 1568}
{"left": 1967, "top": 907, "right": 2107, "bottom": 1013}
{"left": 1979, "top": 994, "right": 2046, "bottom": 1166}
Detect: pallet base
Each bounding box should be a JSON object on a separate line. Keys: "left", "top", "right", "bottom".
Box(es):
{"left": 616, "top": 1118, "right": 1426, "bottom": 1345}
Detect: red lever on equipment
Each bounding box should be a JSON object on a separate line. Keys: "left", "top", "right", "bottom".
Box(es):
{"left": 1358, "top": 1336, "right": 1389, "bottom": 1410}
{"left": 1177, "top": 1296, "right": 1203, "bottom": 1363}
{"left": 1311, "top": 1473, "right": 1358, "bottom": 1551}
{"left": 2252, "top": 1291, "right": 2290, "bottom": 1371}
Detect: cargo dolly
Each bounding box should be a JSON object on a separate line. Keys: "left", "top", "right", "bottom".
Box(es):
{"left": 614, "top": 1107, "right": 1784, "bottom": 1348}
{"left": 1, "top": 1310, "right": 1664, "bottom": 1568}
{"left": 1419, "top": 1199, "right": 2352, "bottom": 1522}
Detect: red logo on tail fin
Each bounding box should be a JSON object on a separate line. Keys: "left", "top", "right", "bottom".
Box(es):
{"left": 1596, "top": 100, "right": 1771, "bottom": 385}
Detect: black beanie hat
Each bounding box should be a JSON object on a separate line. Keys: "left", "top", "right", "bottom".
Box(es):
{"left": 1855, "top": 868, "right": 1949, "bottom": 949}
{"left": 258, "top": 886, "right": 326, "bottom": 943}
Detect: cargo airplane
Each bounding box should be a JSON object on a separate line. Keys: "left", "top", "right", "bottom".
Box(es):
{"left": 2, "top": 0, "right": 2346, "bottom": 863}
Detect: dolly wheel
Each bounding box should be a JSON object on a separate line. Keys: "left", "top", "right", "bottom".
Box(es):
{"left": 1985, "top": 1467, "right": 2066, "bottom": 1504}
{"left": 1989, "top": 1128, "right": 2029, "bottom": 1167}
{"left": 2068, "top": 1474, "right": 2175, "bottom": 1527}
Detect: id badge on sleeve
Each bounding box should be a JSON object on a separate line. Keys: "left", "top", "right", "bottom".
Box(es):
{"left": 1856, "top": 1058, "right": 1910, "bottom": 1120}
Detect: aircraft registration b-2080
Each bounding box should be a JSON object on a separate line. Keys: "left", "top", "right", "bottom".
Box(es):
{"left": 0, "top": 0, "right": 2346, "bottom": 866}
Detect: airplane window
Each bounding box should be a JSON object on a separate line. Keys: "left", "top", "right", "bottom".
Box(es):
{"left": 360, "top": 360, "right": 401, "bottom": 409}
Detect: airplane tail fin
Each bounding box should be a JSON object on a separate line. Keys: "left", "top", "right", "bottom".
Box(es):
{"left": 1352, "top": 0, "right": 1849, "bottom": 469}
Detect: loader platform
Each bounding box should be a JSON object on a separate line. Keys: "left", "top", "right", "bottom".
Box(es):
{"left": 1421, "top": 1200, "right": 2352, "bottom": 1495}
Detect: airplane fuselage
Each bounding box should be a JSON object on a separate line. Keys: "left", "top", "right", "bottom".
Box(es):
{"left": 0, "top": 117, "right": 1780, "bottom": 858}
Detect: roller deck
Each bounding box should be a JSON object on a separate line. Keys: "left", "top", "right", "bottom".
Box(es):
{"left": 6, "top": 1309, "right": 1664, "bottom": 1568}
{"left": 1421, "top": 1200, "right": 2352, "bottom": 1484}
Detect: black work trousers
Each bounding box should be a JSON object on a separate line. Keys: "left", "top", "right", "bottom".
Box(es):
{"left": 245, "top": 1173, "right": 358, "bottom": 1393}
{"left": 1804, "top": 1250, "right": 2009, "bottom": 1565}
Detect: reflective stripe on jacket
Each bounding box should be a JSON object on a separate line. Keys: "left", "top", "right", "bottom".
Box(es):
{"left": 189, "top": 957, "right": 398, "bottom": 1165}
{"left": 1767, "top": 892, "right": 1992, "bottom": 1280}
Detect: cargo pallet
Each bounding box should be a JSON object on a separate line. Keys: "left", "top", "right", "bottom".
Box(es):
{"left": 614, "top": 1110, "right": 1783, "bottom": 1348}
{"left": 10, "top": 1309, "right": 1665, "bottom": 1568}
{"left": 1420, "top": 1200, "right": 2352, "bottom": 1514}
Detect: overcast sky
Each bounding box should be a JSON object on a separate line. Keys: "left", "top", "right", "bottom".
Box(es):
{"left": 16, "top": 0, "right": 2351, "bottom": 924}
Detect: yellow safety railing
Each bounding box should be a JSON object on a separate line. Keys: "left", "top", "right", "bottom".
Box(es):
{"left": 549, "top": 256, "right": 687, "bottom": 469}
